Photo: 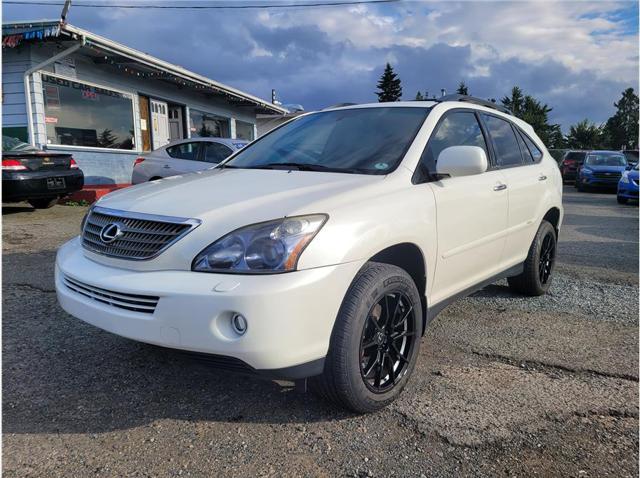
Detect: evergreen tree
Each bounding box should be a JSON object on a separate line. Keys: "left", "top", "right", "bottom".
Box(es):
{"left": 97, "top": 129, "right": 118, "bottom": 148}
{"left": 376, "top": 63, "right": 402, "bottom": 102}
{"left": 501, "top": 86, "right": 562, "bottom": 146}
{"left": 456, "top": 81, "right": 469, "bottom": 95}
{"left": 602, "top": 88, "right": 639, "bottom": 149}
{"left": 501, "top": 86, "right": 525, "bottom": 116}
{"left": 414, "top": 91, "right": 424, "bottom": 101}
{"left": 566, "top": 119, "right": 605, "bottom": 150}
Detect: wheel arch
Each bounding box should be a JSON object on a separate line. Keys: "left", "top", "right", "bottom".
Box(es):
{"left": 542, "top": 207, "right": 561, "bottom": 234}
{"left": 368, "top": 242, "right": 428, "bottom": 335}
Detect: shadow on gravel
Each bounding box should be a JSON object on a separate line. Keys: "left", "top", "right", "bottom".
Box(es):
{"left": 2, "top": 284, "right": 356, "bottom": 436}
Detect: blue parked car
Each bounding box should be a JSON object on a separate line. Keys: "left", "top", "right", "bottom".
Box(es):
{"left": 617, "top": 163, "right": 639, "bottom": 204}
{"left": 576, "top": 151, "right": 628, "bottom": 192}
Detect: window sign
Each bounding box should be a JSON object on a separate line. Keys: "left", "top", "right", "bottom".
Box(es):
{"left": 41, "top": 74, "right": 135, "bottom": 150}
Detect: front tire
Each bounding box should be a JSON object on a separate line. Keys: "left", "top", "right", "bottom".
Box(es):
{"left": 28, "top": 197, "right": 58, "bottom": 209}
{"left": 311, "top": 262, "right": 422, "bottom": 413}
{"left": 508, "top": 220, "right": 557, "bottom": 296}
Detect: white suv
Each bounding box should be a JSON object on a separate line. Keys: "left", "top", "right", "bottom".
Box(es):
{"left": 55, "top": 98, "right": 563, "bottom": 413}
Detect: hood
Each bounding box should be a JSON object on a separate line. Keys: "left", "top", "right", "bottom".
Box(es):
{"left": 627, "top": 169, "right": 639, "bottom": 180}
{"left": 97, "top": 167, "right": 386, "bottom": 223}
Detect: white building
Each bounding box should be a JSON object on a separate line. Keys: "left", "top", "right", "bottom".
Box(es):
{"left": 2, "top": 20, "right": 286, "bottom": 187}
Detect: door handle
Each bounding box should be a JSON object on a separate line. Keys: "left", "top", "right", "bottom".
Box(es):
{"left": 538, "top": 174, "right": 547, "bottom": 181}
{"left": 493, "top": 183, "right": 507, "bottom": 191}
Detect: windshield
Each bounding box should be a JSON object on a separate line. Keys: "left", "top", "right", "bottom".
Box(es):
{"left": 2, "top": 135, "right": 38, "bottom": 153}
{"left": 224, "top": 107, "right": 430, "bottom": 174}
{"left": 584, "top": 152, "right": 627, "bottom": 167}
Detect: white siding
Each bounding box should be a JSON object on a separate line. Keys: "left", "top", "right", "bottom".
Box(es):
{"left": 1, "top": 47, "right": 30, "bottom": 127}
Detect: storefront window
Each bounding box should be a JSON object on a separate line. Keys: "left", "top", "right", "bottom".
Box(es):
{"left": 189, "top": 109, "right": 230, "bottom": 138}
{"left": 235, "top": 120, "right": 255, "bottom": 141}
{"left": 42, "top": 74, "right": 135, "bottom": 150}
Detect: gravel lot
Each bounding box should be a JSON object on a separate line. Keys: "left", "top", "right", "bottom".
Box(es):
{"left": 2, "top": 186, "right": 638, "bottom": 477}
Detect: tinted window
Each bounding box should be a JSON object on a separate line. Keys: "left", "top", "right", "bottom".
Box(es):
{"left": 42, "top": 74, "right": 134, "bottom": 149}
{"left": 226, "top": 107, "right": 430, "bottom": 175}
{"left": 420, "top": 111, "right": 487, "bottom": 174}
{"left": 166, "top": 142, "right": 200, "bottom": 160}
{"left": 204, "top": 142, "right": 233, "bottom": 164}
{"left": 565, "top": 151, "right": 586, "bottom": 162}
{"left": 520, "top": 132, "right": 543, "bottom": 162}
{"left": 515, "top": 129, "right": 533, "bottom": 162}
{"left": 482, "top": 115, "right": 523, "bottom": 167}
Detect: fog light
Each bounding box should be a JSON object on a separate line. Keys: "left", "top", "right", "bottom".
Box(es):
{"left": 231, "top": 313, "right": 248, "bottom": 335}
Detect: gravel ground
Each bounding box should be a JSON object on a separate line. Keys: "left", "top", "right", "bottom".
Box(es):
{"left": 2, "top": 186, "right": 638, "bottom": 477}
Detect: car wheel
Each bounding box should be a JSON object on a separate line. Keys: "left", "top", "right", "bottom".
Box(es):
{"left": 617, "top": 195, "right": 628, "bottom": 204}
{"left": 310, "top": 262, "right": 422, "bottom": 413}
{"left": 28, "top": 197, "right": 58, "bottom": 209}
{"left": 508, "top": 220, "right": 557, "bottom": 296}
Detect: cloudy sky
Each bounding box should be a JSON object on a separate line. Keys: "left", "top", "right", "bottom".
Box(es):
{"left": 4, "top": 0, "right": 638, "bottom": 130}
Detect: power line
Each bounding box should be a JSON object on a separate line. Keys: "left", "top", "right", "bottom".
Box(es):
{"left": 4, "top": 0, "right": 400, "bottom": 9}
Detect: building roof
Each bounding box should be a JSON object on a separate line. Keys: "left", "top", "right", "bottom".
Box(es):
{"left": 2, "top": 20, "right": 288, "bottom": 115}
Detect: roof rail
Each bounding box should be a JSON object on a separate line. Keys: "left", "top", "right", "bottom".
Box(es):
{"left": 323, "top": 102, "right": 358, "bottom": 109}
{"left": 436, "top": 94, "right": 512, "bottom": 115}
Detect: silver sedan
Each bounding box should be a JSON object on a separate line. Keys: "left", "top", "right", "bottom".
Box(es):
{"left": 131, "top": 137, "right": 248, "bottom": 184}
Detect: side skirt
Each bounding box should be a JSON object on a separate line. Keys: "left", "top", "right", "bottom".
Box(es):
{"left": 425, "top": 262, "right": 524, "bottom": 326}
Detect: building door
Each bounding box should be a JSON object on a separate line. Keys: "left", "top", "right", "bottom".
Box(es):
{"left": 168, "top": 105, "right": 184, "bottom": 142}
{"left": 150, "top": 99, "right": 170, "bottom": 150}
{"left": 138, "top": 95, "right": 152, "bottom": 151}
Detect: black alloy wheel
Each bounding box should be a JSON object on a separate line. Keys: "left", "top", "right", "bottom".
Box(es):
{"left": 538, "top": 232, "right": 555, "bottom": 285}
{"left": 359, "top": 292, "right": 416, "bottom": 393}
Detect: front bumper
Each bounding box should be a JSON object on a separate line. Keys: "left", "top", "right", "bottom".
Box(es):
{"left": 55, "top": 238, "right": 363, "bottom": 378}
{"left": 2, "top": 169, "right": 84, "bottom": 202}
{"left": 579, "top": 175, "right": 620, "bottom": 188}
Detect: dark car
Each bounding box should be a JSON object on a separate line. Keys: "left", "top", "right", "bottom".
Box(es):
{"left": 559, "top": 150, "right": 586, "bottom": 182}
{"left": 2, "top": 136, "right": 84, "bottom": 208}
{"left": 622, "top": 150, "right": 638, "bottom": 168}
{"left": 576, "top": 150, "right": 628, "bottom": 192}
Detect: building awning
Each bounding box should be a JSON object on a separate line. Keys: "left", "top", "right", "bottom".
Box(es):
{"left": 2, "top": 20, "right": 288, "bottom": 115}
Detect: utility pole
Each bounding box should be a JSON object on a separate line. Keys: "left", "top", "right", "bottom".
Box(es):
{"left": 61, "top": 0, "right": 72, "bottom": 24}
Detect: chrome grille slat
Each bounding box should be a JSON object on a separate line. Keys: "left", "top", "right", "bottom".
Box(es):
{"left": 81, "top": 206, "right": 200, "bottom": 260}
{"left": 63, "top": 275, "right": 159, "bottom": 313}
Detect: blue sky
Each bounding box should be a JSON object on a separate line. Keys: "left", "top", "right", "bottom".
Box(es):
{"left": 3, "top": 1, "right": 638, "bottom": 130}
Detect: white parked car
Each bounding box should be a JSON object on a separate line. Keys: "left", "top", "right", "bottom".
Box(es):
{"left": 56, "top": 98, "right": 563, "bottom": 413}
{"left": 131, "top": 137, "right": 248, "bottom": 184}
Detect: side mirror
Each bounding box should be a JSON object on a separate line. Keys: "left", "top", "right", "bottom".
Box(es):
{"left": 436, "top": 145, "right": 488, "bottom": 178}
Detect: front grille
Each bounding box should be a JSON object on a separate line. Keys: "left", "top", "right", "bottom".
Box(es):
{"left": 592, "top": 172, "right": 621, "bottom": 180}
{"left": 82, "top": 206, "right": 200, "bottom": 260}
{"left": 63, "top": 275, "right": 159, "bottom": 313}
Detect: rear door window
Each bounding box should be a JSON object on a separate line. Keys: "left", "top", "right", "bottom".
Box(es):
{"left": 204, "top": 142, "right": 233, "bottom": 164}
{"left": 166, "top": 142, "right": 200, "bottom": 161}
{"left": 482, "top": 114, "right": 523, "bottom": 167}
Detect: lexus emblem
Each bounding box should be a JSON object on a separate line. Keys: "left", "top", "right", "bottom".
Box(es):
{"left": 100, "top": 222, "right": 125, "bottom": 244}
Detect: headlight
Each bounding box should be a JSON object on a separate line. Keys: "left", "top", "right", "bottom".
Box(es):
{"left": 620, "top": 171, "right": 630, "bottom": 183}
{"left": 581, "top": 167, "right": 593, "bottom": 174}
{"left": 192, "top": 214, "right": 328, "bottom": 273}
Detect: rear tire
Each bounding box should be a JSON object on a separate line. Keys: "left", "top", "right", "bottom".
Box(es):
{"left": 311, "top": 262, "right": 422, "bottom": 413}
{"left": 508, "top": 220, "right": 557, "bottom": 296}
{"left": 617, "top": 195, "right": 628, "bottom": 204}
{"left": 28, "top": 197, "right": 58, "bottom": 209}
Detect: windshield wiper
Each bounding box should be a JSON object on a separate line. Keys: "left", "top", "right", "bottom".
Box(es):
{"left": 248, "top": 162, "right": 371, "bottom": 174}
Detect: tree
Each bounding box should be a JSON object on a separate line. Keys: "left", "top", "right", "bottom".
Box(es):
{"left": 602, "top": 88, "right": 639, "bottom": 150}
{"left": 456, "top": 81, "right": 469, "bottom": 95}
{"left": 97, "top": 129, "right": 118, "bottom": 148}
{"left": 501, "top": 86, "right": 525, "bottom": 117}
{"left": 376, "top": 63, "right": 402, "bottom": 102}
{"left": 566, "top": 119, "right": 605, "bottom": 150}
{"left": 414, "top": 91, "right": 425, "bottom": 101}
{"left": 501, "top": 86, "right": 562, "bottom": 146}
